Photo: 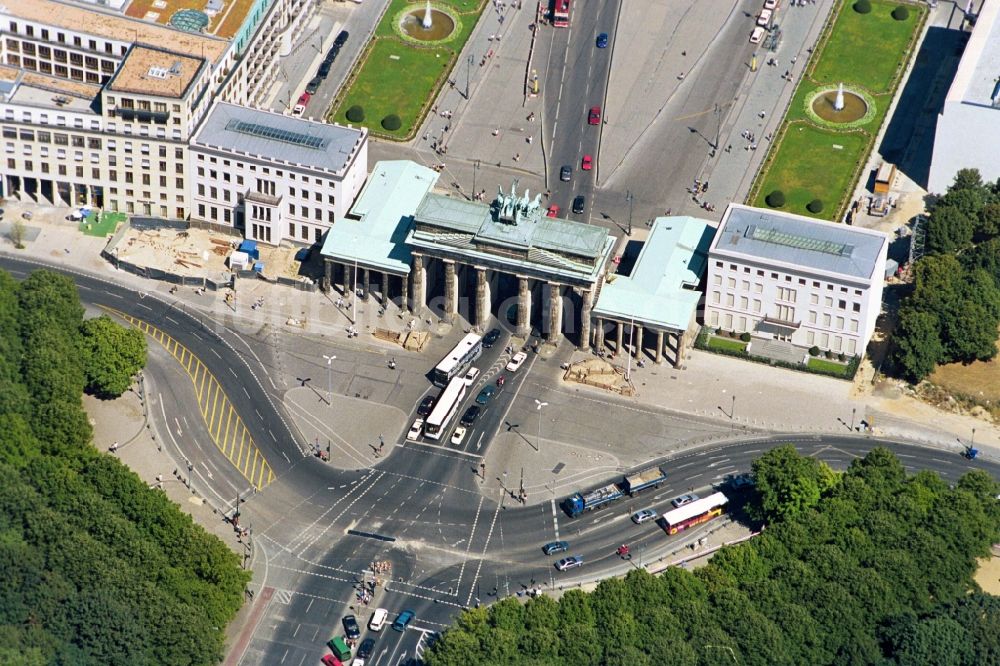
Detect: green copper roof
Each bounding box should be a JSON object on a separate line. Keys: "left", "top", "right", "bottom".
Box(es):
{"left": 593, "top": 216, "right": 715, "bottom": 332}
{"left": 320, "top": 161, "right": 439, "bottom": 273}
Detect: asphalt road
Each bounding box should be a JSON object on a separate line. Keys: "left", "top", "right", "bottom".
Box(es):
{"left": 5, "top": 256, "right": 997, "bottom": 665}
{"left": 539, "top": 0, "right": 619, "bottom": 221}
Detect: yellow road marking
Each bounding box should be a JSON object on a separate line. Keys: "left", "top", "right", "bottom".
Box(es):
{"left": 99, "top": 306, "right": 275, "bottom": 489}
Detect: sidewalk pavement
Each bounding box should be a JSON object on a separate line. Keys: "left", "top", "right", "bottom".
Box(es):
{"left": 417, "top": 0, "right": 547, "bottom": 189}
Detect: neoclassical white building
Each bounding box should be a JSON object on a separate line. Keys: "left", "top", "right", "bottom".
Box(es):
{"left": 0, "top": 0, "right": 318, "bottom": 218}
{"left": 705, "top": 205, "right": 888, "bottom": 357}
{"left": 189, "top": 102, "right": 368, "bottom": 245}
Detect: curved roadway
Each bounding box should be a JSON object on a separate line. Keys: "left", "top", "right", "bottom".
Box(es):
{"left": 3, "top": 254, "right": 995, "bottom": 665}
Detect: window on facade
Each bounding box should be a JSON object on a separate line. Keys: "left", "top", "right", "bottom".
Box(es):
{"left": 824, "top": 296, "right": 833, "bottom": 307}
{"left": 836, "top": 316, "right": 844, "bottom": 330}
{"left": 753, "top": 300, "right": 761, "bottom": 313}
{"left": 741, "top": 280, "right": 749, "bottom": 291}
{"left": 725, "top": 294, "right": 735, "bottom": 307}
{"left": 822, "top": 313, "right": 831, "bottom": 326}
{"left": 852, "top": 302, "right": 861, "bottom": 312}
{"left": 850, "top": 319, "right": 858, "bottom": 332}
{"left": 727, "top": 277, "right": 736, "bottom": 288}
{"left": 711, "top": 291, "right": 720, "bottom": 304}
{"left": 808, "top": 311, "right": 817, "bottom": 324}
{"left": 739, "top": 296, "right": 748, "bottom": 309}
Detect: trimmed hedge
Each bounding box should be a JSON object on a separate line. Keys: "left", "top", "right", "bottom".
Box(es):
{"left": 807, "top": 198, "right": 824, "bottom": 214}
{"left": 381, "top": 114, "right": 401, "bottom": 131}
{"left": 345, "top": 105, "right": 365, "bottom": 123}
{"left": 695, "top": 331, "right": 861, "bottom": 380}
{"left": 854, "top": 0, "right": 872, "bottom": 13}
{"left": 765, "top": 190, "right": 786, "bottom": 208}
{"left": 891, "top": 5, "right": 909, "bottom": 20}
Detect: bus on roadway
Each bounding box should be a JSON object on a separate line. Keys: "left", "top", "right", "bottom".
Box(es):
{"left": 424, "top": 377, "right": 468, "bottom": 440}
{"left": 552, "top": 0, "right": 570, "bottom": 27}
{"left": 432, "top": 332, "right": 483, "bottom": 386}
{"left": 658, "top": 492, "right": 729, "bottom": 535}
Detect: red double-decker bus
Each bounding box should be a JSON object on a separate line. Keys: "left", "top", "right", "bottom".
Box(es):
{"left": 552, "top": 0, "right": 571, "bottom": 27}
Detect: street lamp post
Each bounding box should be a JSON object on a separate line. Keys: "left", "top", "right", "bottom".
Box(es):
{"left": 625, "top": 318, "right": 635, "bottom": 381}
{"left": 466, "top": 53, "right": 473, "bottom": 99}
{"left": 731, "top": 395, "right": 736, "bottom": 430}
{"left": 323, "top": 354, "right": 336, "bottom": 401}
{"left": 534, "top": 399, "right": 548, "bottom": 452}
{"left": 851, "top": 407, "right": 856, "bottom": 432}
{"left": 625, "top": 190, "right": 634, "bottom": 236}
{"left": 473, "top": 159, "right": 480, "bottom": 200}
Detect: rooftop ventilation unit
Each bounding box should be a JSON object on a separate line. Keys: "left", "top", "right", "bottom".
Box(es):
{"left": 147, "top": 66, "right": 169, "bottom": 79}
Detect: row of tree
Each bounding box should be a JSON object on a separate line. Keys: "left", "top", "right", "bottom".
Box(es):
{"left": 0, "top": 269, "right": 249, "bottom": 665}
{"left": 891, "top": 168, "right": 1000, "bottom": 381}
{"left": 425, "top": 446, "right": 1000, "bottom": 665}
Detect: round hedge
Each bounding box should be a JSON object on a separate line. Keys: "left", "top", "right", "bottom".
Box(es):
{"left": 345, "top": 105, "right": 365, "bottom": 123}
{"left": 809, "top": 346, "right": 821, "bottom": 357}
{"left": 765, "top": 190, "right": 786, "bottom": 208}
{"left": 740, "top": 332, "right": 752, "bottom": 342}
{"left": 807, "top": 199, "right": 824, "bottom": 214}
{"left": 853, "top": 0, "right": 872, "bottom": 13}
{"left": 380, "top": 114, "right": 401, "bottom": 131}
{"left": 891, "top": 5, "right": 909, "bottom": 20}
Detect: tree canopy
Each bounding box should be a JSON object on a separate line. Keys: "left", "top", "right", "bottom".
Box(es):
{"left": 891, "top": 168, "right": 1000, "bottom": 381}
{"left": 425, "top": 447, "right": 1000, "bottom": 666}
{"left": 0, "top": 269, "right": 249, "bottom": 664}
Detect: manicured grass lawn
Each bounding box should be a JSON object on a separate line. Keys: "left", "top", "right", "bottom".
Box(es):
{"left": 752, "top": 123, "right": 869, "bottom": 218}
{"left": 811, "top": 0, "right": 922, "bottom": 93}
{"left": 808, "top": 357, "right": 851, "bottom": 376}
{"left": 332, "top": 39, "right": 452, "bottom": 138}
{"left": 79, "top": 211, "right": 126, "bottom": 237}
{"left": 707, "top": 337, "right": 748, "bottom": 352}
{"left": 332, "top": 0, "right": 485, "bottom": 139}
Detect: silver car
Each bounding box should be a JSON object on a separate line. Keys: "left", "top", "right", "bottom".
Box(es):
{"left": 631, "top": 509, "right": 657, "bottom": 524}
{"left": 671, "top": 493, "right": 699, "bottom": 508}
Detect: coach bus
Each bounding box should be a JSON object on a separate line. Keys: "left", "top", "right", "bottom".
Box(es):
{"left": 432, "top": 332, "right": 483, "bottom": 386}
{"left": 658, "top": 492, "right": 729, "bottom": 535}
{"left": 424, "top": 377, "right": 468, "bottom": 440}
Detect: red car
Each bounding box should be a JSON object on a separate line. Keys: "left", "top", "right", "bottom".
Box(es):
{"left": 588, "top": 106, "right": 601, "bottom": 125}
{"left": 320, "top": 655, "right": 341, "bottom": 666}
{"left": 546, "top": 204, "right": 560, "bottom": 218}
{"left": 581, "top": 154, "right": 593, "bottom": 171}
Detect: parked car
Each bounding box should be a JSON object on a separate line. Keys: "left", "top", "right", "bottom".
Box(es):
{"left": 318, "top": 61, "right": 332, "bottom": 77}
{"left": 588, "top": 106, "right": 601, "bottom": 125}
{"left": 451, "top": 426, "right": 468, "bottom": 445}
{"left": 671, "top": 493, "right": 699, "bottom": 508}
{"left": 542, "top": 540, "right": 569, "bottom": 555}
{"left": 764, "top": 0, "right": 779, "bottom": 9}
{"left": 334, "top": 30, "right": 350, "bottom": 46}
{"left": 546, "top": 204, "right": 560, "bottom": 218}
{"left": 305, "top": 77, "right": 322, "bottom": 94}
{"left": 505, "top": 351, "right": 528, "bottom": 372}
{"left": 750, "top": 26, "right": 766, "bottom": 44}
{"left": 596, "top": 32, "right": 608, "bottom": 48}
{"left": 757, "top": 9, "right": 773, "bottom": 26}
{"left": 555, "top": 556, "right": 583, "bottom": 571}
{"left": 297, "top": 92, "right": 311, "bottom": 107}
{"left": 463, "top": 367, "right": 480, "bottom": 385}
{"left": 369, "top": 608, "right": 388, "bottom": 632}
{"left": 476, "top": 385, "right": 497, "bottom": 405}
{"left": 483, "top": 329, "right": 501, "bottom": 348}
{"left": 460, "top": 405, "right": 481, "bottom": 426}
{"left": 631, "top": 509, "right": 657, "bottom": 524}
{"left": 560, "top": 165, "right": 572, "bottom": 182}
{"left": 392, "top": 609, "right": 414, "bottom": 632}
{"left": 320, "top": 655, "right": 339, "bottom": 666}
{"left": 292, "top": 104, "right": 306, "bottom": 116}
{"left": 342, "top": 614, "right": 360, "bottom": 640}
{"left": 581, "top": 154, "right": 593, "bottom": 171}
{"left": 417, "top": 395, "right": 437, "bottom": 417}
{"left": 407, "top": 419, "right": 424, "bottom": 441}
{"left": 572, "top": 195, "right": 585, "bottom": 215}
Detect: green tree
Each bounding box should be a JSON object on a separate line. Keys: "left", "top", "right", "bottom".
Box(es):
{"left": 751, "top": 445, "right": 837, "bottom": 522}
{"left": 79, "top": 315, "right": 147, "bottom": 398}
{"left": 940, "top": 301, "right": 997, "bottom": 362}
{"left": 891, "top": 307, "right": 943, "bottom": 381}
{"left": 925, "top": 206, "right": 974, "bottom": 254}
{"left": 975, "top": 202, "right": 1000, "bottom": 240}
{"left": 950, "top": 167, "right": 984, "bottom": 192}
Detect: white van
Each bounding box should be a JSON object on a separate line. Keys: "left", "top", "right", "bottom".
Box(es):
{"left": 369, "top": 608, "right": 388, "bottom": 632}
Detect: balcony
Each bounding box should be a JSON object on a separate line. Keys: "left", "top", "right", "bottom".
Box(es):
{"left": 245, "top": 190, "right": 282, "bottom": 206}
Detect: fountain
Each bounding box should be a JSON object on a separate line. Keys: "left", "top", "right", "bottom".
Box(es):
{"left": 422, "top": 0, "right": 433, "bottom": 29}
{"left": 399, "top": 2, "right": 456, "bottom": 42}
{"left": 834, "top": 82, "right": 845, "bottom": 112}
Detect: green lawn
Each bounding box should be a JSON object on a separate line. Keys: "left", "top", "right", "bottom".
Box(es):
{"left": 752, "top": 123, "right": 869, "bottom": 218}
{"left": 707, "top": 337, "right": 748, "bottom": 352}
{"left": 808, "top": 357, "right": 851, "bottom": 376}
{"left": 332, "top": 0, "right": 486, "bottom": 140}
{"left": 811, "top": 0, "right": 922, "bottom": 93}
{"left": 748, "top": 0, "right": 925, "bottom": 220}
{"left": 79, "top": 211, "right": 126, "bottom": 237}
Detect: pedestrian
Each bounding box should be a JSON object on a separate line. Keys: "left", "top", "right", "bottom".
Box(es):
{"left": 726, "top": 144, "right": 732, "bottom": 153}
{"left": 759, "top": 110, "right": 766, "bottom": 119}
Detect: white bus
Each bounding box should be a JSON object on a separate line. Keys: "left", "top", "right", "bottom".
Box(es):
{"left": 424, "top": 377, "right": 468, "bottom": 440}
{"left": 432, "top": 332, "right": 483, "bottom": 386}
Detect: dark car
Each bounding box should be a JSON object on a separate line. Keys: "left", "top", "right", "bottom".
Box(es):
{"left": 417, "top": 395, "right": 437, "bottom": 417}
{"left": 460, "top": 405, "right": 481, "bottom": 426}
{"left": 326, "top": 45, "right": 340, "bottom": 60}
{"left": 476, "top": 385, "right": 497, "bottom": 405}
{"left": 342, "top": 614, "right": 360, "bottom": 640}
{"left": 483, "top": 328, "right": 501, "bottom": 348}
{"left": 572, "top": 195, "right": 585, "bottom": 214}
{"left": 596, "top": 32, "right": 609, "bottom": 48}
{"left": 542, "top": 540, "right": 569, "bottom": 555}
{"left": 357, "top": 637, "right": 375, "bottom": 659}
{"left": 560, "top": 165, "right": 572, "bottom": 182}
{"left": 334, "top": 30, "right": 349, "bottom": 46}
{"left": 393, "top": 609, "right": 414, "bottom": 632}
{"left": 305, "top": 77, "right": 322, "bottom": 94}
{"left": 318, "top": 62, "right": 331, "bottom": 77}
